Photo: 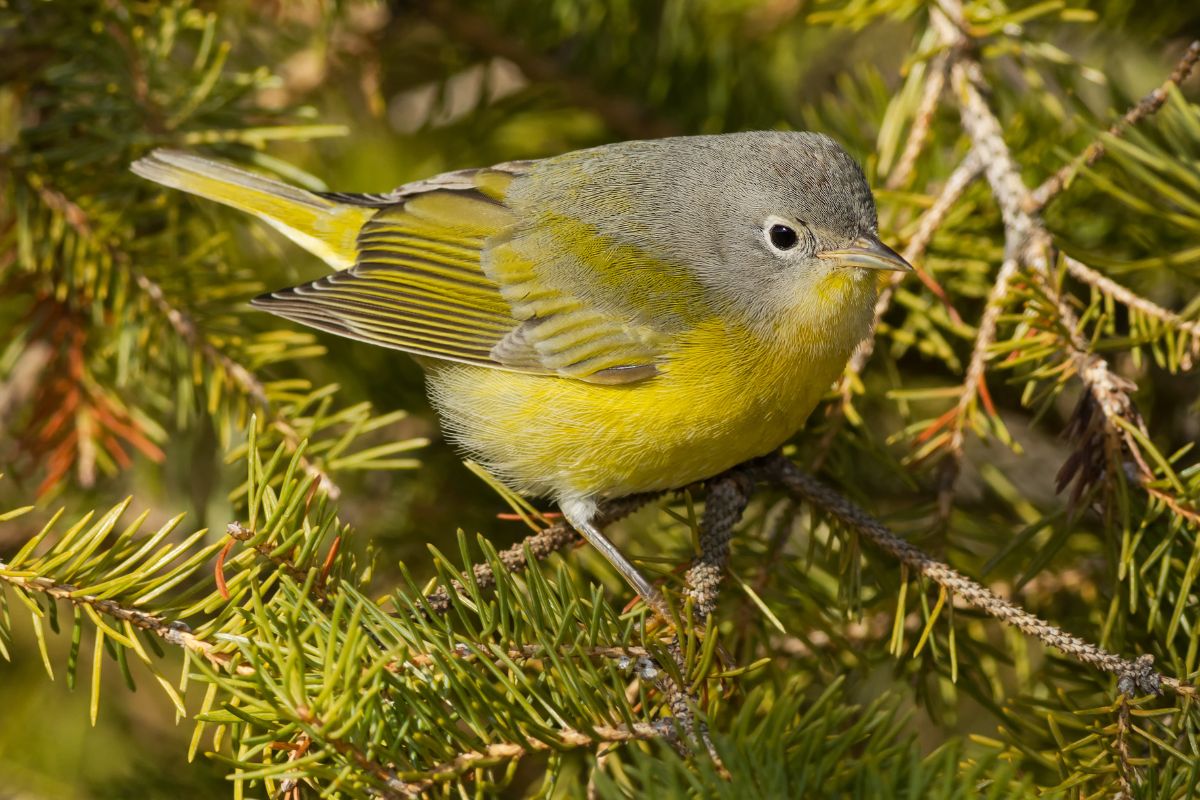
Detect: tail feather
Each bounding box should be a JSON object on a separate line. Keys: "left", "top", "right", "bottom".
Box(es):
{"left": 131, "top": 149, "right": 371, "bottom": 270}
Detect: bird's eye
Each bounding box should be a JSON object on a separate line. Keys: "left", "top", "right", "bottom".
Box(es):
{"left": 768, "top": 223, "right": 799, "bottom": 251}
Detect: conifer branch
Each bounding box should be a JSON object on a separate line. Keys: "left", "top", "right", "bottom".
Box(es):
{"left": 934, "top": 250, "right": 1018, "bottom": 504}
{"left": 424, "top": 492, "right": 657, "bottom": 613}
{"left": 929, "top": 1, "right": 1197, "bottom": 521}
{"left": 380, "top": 723, "right": 669, "bottom": 798}
{"left": 886, "top": 52, "right": 951, "bottom": 191}
{"left": 759, "top": 456, "right": 1192, "bottom": 698}
{"left": 32, "top": 179, "right": 343, "bottom": 499}
{"left": 1062, "top": 254, "right": 1200, "bottom": 369}
{"left": 1027, "top": 41, "right": 1200, "bottom": 214}
{"left": 399, "top": 643, "right": 650, "bottom": 669}
{"left": 129, "top": 270, "right": 342, "bottom": 500}
{"left": 0, "top": 558, "right": 245, "bottom": 673}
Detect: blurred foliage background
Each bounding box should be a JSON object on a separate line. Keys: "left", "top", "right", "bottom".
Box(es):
{"left": 2, "top": 0, "right": 1200, "bottom": 797}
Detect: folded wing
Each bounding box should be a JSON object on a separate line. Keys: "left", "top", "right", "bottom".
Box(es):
{"left": 252, "top": 166, "right": 665, "bottom": 384}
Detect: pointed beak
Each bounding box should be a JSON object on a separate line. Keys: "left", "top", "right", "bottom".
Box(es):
{"left": 817, "top": 236, "right": 913, "bottom": 273}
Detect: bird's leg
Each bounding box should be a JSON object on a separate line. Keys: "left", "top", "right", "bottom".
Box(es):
{"left": 560, "top": 498, "right": 674, "bottom": 621}
{"left": 685, "top": 472, "right": 753, "bottom": 621}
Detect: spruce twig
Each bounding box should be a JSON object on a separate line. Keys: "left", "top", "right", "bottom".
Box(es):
{"left": 424, "top": 492, "right": 657, "bottom": 613}
{"left": 760, "top": 456, "right": 1192, "bottom": 698}
{"left": 1027, "top": 41, "right": 1200, "bottom": 214}
{"left": 1062, "top": 254, "right": 1200, "bottom": 370}
{"left": 0, "top": 557, "right": 248, "bottom": 674}
{"left": 30, "top": 180, "right": 343, "bottom": 499}
{"left": 885, "top": 51, "right": 951, "bottom": 191}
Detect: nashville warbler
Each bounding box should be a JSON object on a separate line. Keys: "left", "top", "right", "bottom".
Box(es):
{"left": 132, "top": 132, "right": 911, "bottom": 611}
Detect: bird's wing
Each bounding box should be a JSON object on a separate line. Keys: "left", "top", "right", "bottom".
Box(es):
{"left": 252, "top": 165, "right": 666, "bottom": 384}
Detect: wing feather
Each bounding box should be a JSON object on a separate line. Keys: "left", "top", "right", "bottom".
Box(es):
{"left": 253, "top": 164, "right": 667, "bottom": 383}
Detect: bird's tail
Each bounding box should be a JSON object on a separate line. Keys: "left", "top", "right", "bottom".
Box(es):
{"left": 131, "top": 149, "right": 372, "bottom": 270}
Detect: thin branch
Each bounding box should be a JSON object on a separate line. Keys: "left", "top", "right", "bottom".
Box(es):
{"left": 399, "top": 643, "right": 650, "bottom": 670}
{"left": 417, "top": 448, "right": 1196, "bottom": 699}
{"left": 0, "top": 559, "right": 249, "bottom": 674}
{"left": 1063, "top": 254, "right": 1200, "bottom": 369}
{"left": 129, "top": 270, "right": 341, "bottom": 500}
{"left": 1038, "top": 272, "right": 1200, "bottom": 525}
{"left": 378, "top": 722, "right": 670, "bottom": 798}
{"left": 759, "top": 456, "right": 1192, "bottom": 698}
{"left": 886, "top": 52, "right": 951, "bottom": 191}
{"left": 424, "top": 491, "right": 658, "bottom": 613}
{"left": 33, "top": 180, "right": 342, "bottom": 500}
{"left": 949, "top": 59, "right": 1035, "bottom": 237}
{"left": 1027, "top": 41, "right": 1200, "bottom": 214}
{"left": 929, "top": 2, "right": 1197, "bottom": 521}
{"left": 949, "top": 249, "right": 1019, "bottom": 439}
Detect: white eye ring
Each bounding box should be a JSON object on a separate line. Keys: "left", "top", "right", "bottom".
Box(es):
{"left": 763, "top": 216, "right": 808, "bottom": 253}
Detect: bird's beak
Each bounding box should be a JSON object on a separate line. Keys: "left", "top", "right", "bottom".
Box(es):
{"left": 817, "top": 236, "right": 913, "bottom": 273}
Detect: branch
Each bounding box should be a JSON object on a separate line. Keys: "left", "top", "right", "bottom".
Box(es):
{"left": 424, "top": 492, "right": 657, "bottom": 613}
{"left": 1027, "top": 41, "right": 1200, "bottom": 214}
{"left": 376, "top": 722, "right": 669, "bottom": 799}
{"left": 932, "top": 250, "right": 1018, "bottom": 509}
{"left": 1039, "top": 274, "right": 1200, "bottom": 525}
{"left": 757, "top": 456, "right": 1192, "bottom": 698}
{"left": 129, "top": 270, "right": 341, "bottom": 500}
{"left": 927, "top": 1, "right": 1197, "bottom": 521}
{"left": 32, "top": 180, "right": 342, "bottom": 500}
{"left": 0, "top": 558, "right": 249, "bottom": 674}
{"left": 885, "top": 51, "right": 951, "bottom": 191}
{"left": 399, "top": 643, "right": 650, "bottom": 670}
{"left": 420, "top": 450, "right": 1195, "bottom": 699}
{"left": 1062, "top": 254, "right": 1200, "bottom": 370}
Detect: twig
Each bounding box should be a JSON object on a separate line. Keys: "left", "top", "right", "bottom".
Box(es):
{"left": 934, "top": 251, "right": 1019, "bottom": 511}
{"left": 1038, "top": 272, "right": 1200, "bottom": 524}
{"left": 221, "top": 520, "right": 317, "bottom": 596}
{"left": 930, "top": 1, "right": 1197, "bottom": 523}
{"left": 886, "top": 52, "right": 951, "bottom": 191}
{"left": 1027, "top": 41, "right": 1200, "bottom": 214}
{"left": 374, "top": 722, "right": 670, "bottom": 798}
{"left": 685, "top": 473, "right": 752, "bottom": 620}
{"left": 398, "top": 643, "right": 650, "bottom": 670}
{"left": 424, "top": 492, "right": 657, "bottom": 613}
{"left": 130, "top": 270, "right": 341, "bottom": 500}
{"left": 31, "top": 180, "right": 342, "bottom": 499}
{"left": 0, "top": 559, "right": 251, "bottom": 674}
{"left": 1114, "top": 693, "right": 1136, "bottom": 795}
{"left": 949, "top": 59, "right": 1035, "bottom": 236}
{"left": 760, "top": 456, "right": 1189, "bottom": 697}
{"left": 1062, "top": 254, "right": 1200, "bottom": 369}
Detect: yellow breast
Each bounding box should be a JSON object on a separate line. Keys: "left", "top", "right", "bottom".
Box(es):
{"left": 426, "top": 271, "right": 875, "bottom": 503}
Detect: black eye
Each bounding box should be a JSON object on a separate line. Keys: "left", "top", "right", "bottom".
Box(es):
{"left": 768, "top": 224, "right": 799, "bottom": 251}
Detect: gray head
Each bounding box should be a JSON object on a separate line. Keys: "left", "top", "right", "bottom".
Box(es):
{"left": 511, "top": 130, "right": 910, "bottom": 328}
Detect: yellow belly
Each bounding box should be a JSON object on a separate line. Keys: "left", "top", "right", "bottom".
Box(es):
{"left": 426, "top": 276, "right": 874, "bottom": 504}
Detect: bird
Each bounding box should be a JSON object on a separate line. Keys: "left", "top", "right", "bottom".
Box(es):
{"left": 132, "top": 131, "right": 911, "bottom": 613}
